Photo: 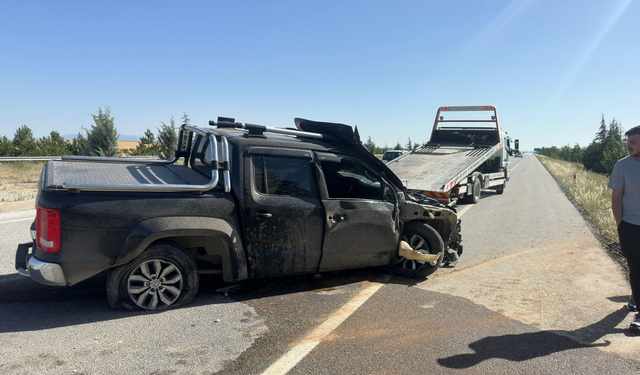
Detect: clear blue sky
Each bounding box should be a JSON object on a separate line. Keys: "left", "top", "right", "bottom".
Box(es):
{"left": 1, "top": 0, "right": 638, "bottom": 151}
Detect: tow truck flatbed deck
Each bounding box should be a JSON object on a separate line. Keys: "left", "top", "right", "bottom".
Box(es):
{"left": 387, "top": 143, "right": 499, "bottom": 193}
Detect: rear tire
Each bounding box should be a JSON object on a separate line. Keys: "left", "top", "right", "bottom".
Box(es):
{"left": 464, "top": 178, "right": 482, "bottom": 204}
{"left": 107, "top": 242, "right": 199, "bottom": 311}
{"left": 391, "top": 222, "right": 445, "bottom": 278}
{"left": 495, "top": 180, "right": 505, "bottom": 194}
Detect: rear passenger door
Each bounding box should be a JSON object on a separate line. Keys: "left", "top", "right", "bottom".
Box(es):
{"left": 316, "top": 153, "right": 400, "bottom": 272}
{"left": 242, "top": 148, "right": 324, "bottom": 278}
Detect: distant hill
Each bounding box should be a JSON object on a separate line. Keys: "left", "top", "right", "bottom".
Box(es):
{"left": 62, "top": 134, "right": 143, "bottom": 142}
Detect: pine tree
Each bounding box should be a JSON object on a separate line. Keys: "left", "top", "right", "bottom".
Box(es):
{"left": 0, "top": 135, "right": 14, "bottom": 156}
{"left": 364, "top": 135, "right": 376, "bottom": 153}
{"left": 607, "top": 118, "right": 624, "bottom": 142}
{"left": 594, "top": 114, "right": 607, "bottom": 143}
{"left": 602, "top": 137, "right": 627, "bottom": 174}
{"left": 570, "top": 143, "right": 583, "bottom": 163}
{"left": 158, "top": 116, "right": 178, "bottom": 160}
{"left": 13, "top": 125, "right": 37, "bottom": 156}
{"left": 405, "top": 137, "right": 413, "bottom": 151}
{"left": 70, "top": 128, "right": 89, "bottom": 156}
{"left": 38, "top": 131, "right": 69, "bottom": 156}
{"left": 133, "top": 129, "right": 158, "bottom": 156}
{"left": 394, "top": 141, "right": 402, "bottom": 150}
{"left": 600, "top": 118, "right": 627, "bottom": 174}
{"left": 582, "top": 116, "right": 628, "bottom": 174}
{"left": 87, "top": 106, "right": 119, "bottom": 157}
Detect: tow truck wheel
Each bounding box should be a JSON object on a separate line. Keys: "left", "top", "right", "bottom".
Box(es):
{"left": 464, "top": 178, "right": 482, "bottom": 204}
{"left": 495, "top": 168, "right": 506, "bottom": 194}
{"left": 107, "top": 242, "right": 199, "bottom": 311}
{"left": 392, "top": 222, "right": 445, "bottom": 278}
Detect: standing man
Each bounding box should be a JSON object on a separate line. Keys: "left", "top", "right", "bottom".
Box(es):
{"left": 609, "top": 125, "right": 640, "bottom": 332}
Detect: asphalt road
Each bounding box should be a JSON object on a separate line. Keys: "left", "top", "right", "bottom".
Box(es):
{"left": 1, "top": 155, "right": 639, "bottom": 374}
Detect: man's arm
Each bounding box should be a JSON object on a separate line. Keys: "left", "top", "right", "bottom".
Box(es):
{"left": 612, "top": 188, "right": 624, "bottom": 227}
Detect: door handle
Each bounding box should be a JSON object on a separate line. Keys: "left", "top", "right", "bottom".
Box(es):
{"left": 329, "top": 215, "right": 345, "bottom": 223}
{"left": 253, "top": 212, "right": 273, "bottom": 218}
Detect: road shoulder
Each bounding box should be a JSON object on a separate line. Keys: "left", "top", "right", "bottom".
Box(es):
{"left": 0, "top": 200, "right": 35, "bottom": 213}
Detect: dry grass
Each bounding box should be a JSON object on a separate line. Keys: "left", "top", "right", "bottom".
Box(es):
{"left": 117, "top": 141, "right": 140, "bottom": 149}
{"left": 536, "top": 155, "right": 619, "bottom": 250}
{"left": 0, "top": 161, "right": 44, "bottom": 202}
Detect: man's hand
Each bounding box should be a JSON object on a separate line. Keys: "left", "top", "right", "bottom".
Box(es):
{"left": 612, "top": 188, "right": 624, "bottom": 228}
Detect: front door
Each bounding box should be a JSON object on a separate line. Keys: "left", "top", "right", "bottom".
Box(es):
{"left": 242, "top": 148, "right": 324, "bottom": 278}
{"left": 316, "top": 154, "right": 400, "bottom": 271}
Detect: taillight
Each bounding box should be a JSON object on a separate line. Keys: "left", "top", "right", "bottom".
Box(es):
{"left": 37, "top": 207, "right": 60, "bottom": 253}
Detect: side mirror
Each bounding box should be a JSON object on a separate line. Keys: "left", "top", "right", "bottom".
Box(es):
{"left": 506, "top": 138, "right": 513, "bottom": 156}
{"left": 515, "top": 139, "right": 520, "bottom": 151}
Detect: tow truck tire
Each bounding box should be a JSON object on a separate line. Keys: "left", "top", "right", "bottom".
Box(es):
{"left": 107, "top": 242, "right": 199, "bottom": 311}
{"left": 392, "top": 222, "right": 445, "bottom": 278}
{"left": 495, "top": 168, "right": 507, "bottom": 194}
{"left": 464, "top": 178, "right": 482, "bottom": 204}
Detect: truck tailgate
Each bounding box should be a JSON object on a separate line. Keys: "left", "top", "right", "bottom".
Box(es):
{"left": 44, "top": 161, "right": 210, "bottom": 190}
{"left": 387, "top": 144, "right": 496, "bottom": 192}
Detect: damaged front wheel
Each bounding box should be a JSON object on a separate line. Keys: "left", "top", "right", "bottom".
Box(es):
{"left": 392, "top": 222, "right": 445, "bottom": 278}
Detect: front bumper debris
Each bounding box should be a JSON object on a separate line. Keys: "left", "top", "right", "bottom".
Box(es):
{"left": 15, "top": 242, "right": 67, "bottom": 287}
{"left": 398, "top": 240, "right": 441, "bottom": 266}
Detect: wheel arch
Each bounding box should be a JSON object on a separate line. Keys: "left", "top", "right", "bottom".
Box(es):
{"left": 116, "top": 217, "right": 248, "bottom": 282}
{"left": 405, "top": 218, "right": 454, "bottom": 244}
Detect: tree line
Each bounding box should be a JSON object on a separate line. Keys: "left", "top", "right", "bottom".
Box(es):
{"left": 0, "top": 106, "right": 183, "bottom": 160}
{"left": 363, "top": 135, "right": 422, "bottom": 154}
{"left": 2, "top": 107, "right": 422, "bottom": 159}
{"left": 536, "top": 115, "right": 629, "bottom": 175}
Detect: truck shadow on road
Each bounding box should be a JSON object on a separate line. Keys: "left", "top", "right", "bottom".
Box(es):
{"left": 0, "top": 267, "right": 414, "bottom": 333}
{"left": 437, "top": 305, "right": 635, "bottom": 369}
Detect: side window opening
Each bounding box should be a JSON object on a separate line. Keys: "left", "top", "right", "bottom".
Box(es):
{"left": 321, "top": 159, "right": 382, "bottom": 200}
{"left": 253, "top": 156, "right": 311, "bottom": 197}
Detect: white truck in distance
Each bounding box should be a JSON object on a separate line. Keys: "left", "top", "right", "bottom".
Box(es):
{"left": 387, "top": 105, "right": 517, "bottom": 204}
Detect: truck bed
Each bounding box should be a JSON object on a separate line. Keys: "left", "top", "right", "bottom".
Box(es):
{"left": 44, "top": 161, "right": 210, "bottom": 190}
{"left": 387, "top": 143, "right": 497, "bottom": 193}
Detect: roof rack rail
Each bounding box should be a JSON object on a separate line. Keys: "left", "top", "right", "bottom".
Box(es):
{"left": 208, "top": 117, "right": 325, "bottom": 141}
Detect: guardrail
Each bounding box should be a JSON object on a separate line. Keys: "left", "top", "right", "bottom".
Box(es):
{"left": 0, "top": 156, "right": 159, "bottom": 162}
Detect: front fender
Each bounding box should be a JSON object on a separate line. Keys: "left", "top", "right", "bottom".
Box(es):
{"left": 116, "top": 216, "right": 247, "bottom": 282}
{"left": 402, "top": 201, "right": 459, "bottom": 245}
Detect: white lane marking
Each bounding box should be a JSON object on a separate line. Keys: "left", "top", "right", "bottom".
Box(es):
{"left": 0, "top": 218, "right": 33, "bottom": 225}
{"left": 263, "top": 179, "right": 480, "bottom": 374}
{"left": 456, "top": 205, "right": 472, "bottom": 218}
{"left": 510, "top": 156, "right": 527, "bottom": 172}
{"left": 261, "top": 282, "right": 385, "bottom": 375}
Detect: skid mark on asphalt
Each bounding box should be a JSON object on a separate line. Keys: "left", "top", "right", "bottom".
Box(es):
{"left": 420, "top": 237, "right": 640, "bottom": 359}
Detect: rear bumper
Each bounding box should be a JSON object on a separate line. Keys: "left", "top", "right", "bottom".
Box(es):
{"left": 15, "top": 242, "right": 67, "bottom": 287}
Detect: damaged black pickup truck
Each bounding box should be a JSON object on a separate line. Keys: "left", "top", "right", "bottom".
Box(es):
{"left": 15, "top": 118, "right": 462, "bottom": 310}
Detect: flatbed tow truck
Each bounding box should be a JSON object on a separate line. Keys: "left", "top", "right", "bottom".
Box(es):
{"left": 387, "top": 105, "right": 516, "bottom": 204}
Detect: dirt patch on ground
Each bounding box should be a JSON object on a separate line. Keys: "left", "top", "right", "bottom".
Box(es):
{"left": 0, "top": 182, "right": 38, "bottom": 203}
{"left": 0, "top": 162, "right": 42, "bottom": 203}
